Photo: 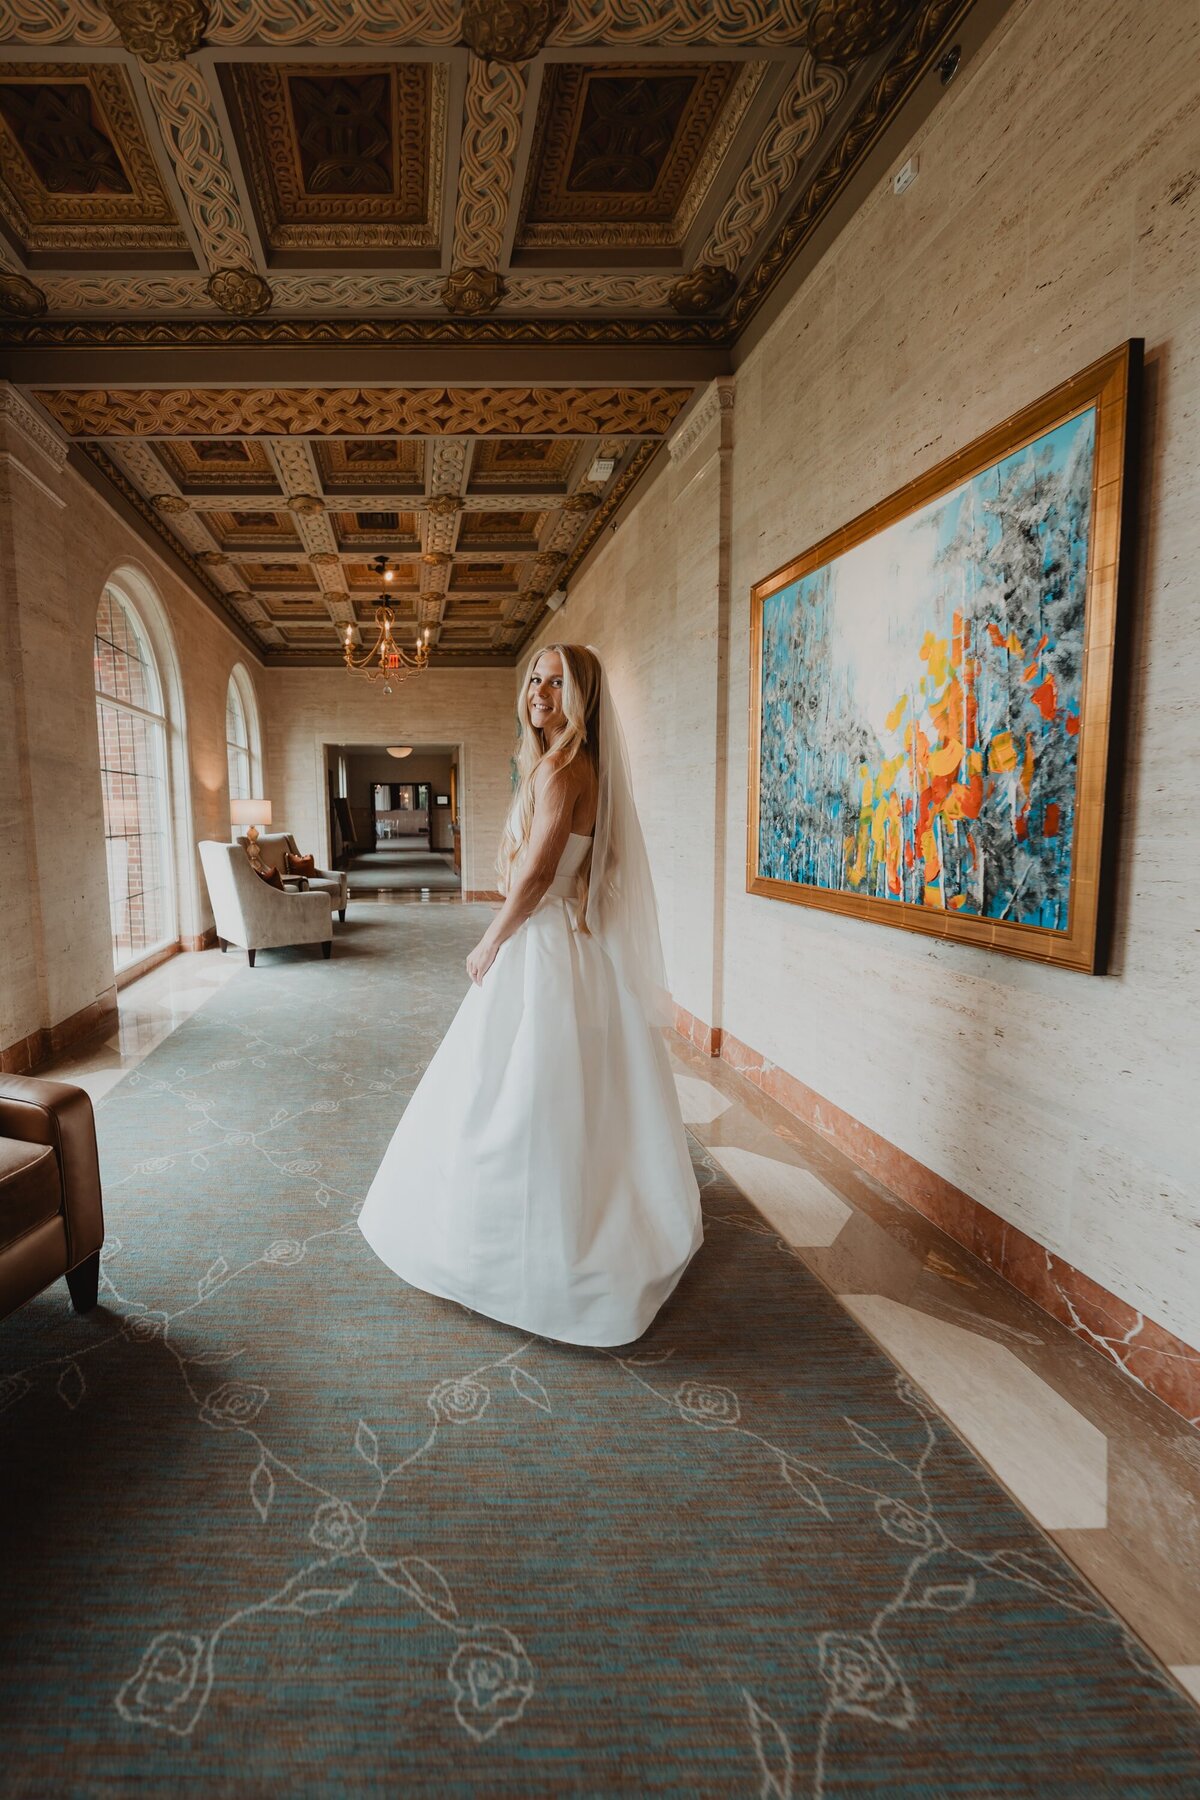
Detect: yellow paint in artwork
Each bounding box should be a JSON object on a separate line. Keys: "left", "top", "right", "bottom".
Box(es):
{"left": 921, "top": 828, "right": 940, "bottom": 877}
{"left": 989, "top": 730, "right": 1018, "bottom": 772}
{"left": 875, "top": 753, "right": 906, "bottom": 800}
{"left": 1007, "top": 631, "right": 1023, "bottom": 657}
{"left": 927, "top": 738, "right": 964, "bottom": 778}
{"left": 885, "top": 695, "right": 908, "bottom": 733}
{"left": 921, "top": 631, "right": 950, "bottom": 689}
{"left": 924, "top": 882, "right": 945, "bottom": 908}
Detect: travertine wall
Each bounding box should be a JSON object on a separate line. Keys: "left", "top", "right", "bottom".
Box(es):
{"left": 541, "top": 0, "right": 1200, "bottom": 1348}
{"left": 0, "top": 398, "right": 270, "bottom": 1059}
{"left": 264, "top": 670, "right": 515, "bottom": 896}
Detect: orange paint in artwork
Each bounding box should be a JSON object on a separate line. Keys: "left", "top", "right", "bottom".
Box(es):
{"left": 966, "top": 830, "right": 978, "bottom": 871}
{"left": 1023, "top": 661, "right": 1040, "bottom": 682}
{"left": 1044, "top": 802, "right": 1061, "bottom": 837}
{"left": 1035, "top": 634, "right": 1048, "bottom": 655}
{"left": 1066, "top": 712, "right": 1081, "bottom": 736}
{"left": 987, "top": 622, "right": 1006, "bottom": 649}
{"left": 1021, "top": 733, "right": 1036, "bottom": 797}
{"left": 1015, "top": 813, "right": 1028, "bottom": 841}
{"left": 1031, "top": 673, "right": 1058, "bottom": 720}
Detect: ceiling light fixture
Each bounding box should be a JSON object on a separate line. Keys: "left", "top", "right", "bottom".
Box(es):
{"left": 342, "top": 553, "right": 431, "bottom": 696}
{"left": 386, "top": 746, "right": 414, "bottom": 759}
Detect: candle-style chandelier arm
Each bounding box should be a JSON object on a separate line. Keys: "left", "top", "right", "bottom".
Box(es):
{"left": 340, "top": 555, "right": 433, "bottom": 689}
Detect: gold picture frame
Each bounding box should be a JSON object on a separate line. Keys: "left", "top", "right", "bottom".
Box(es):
{"left": 747, "top": 341, "right": 1142, "bottom": 973}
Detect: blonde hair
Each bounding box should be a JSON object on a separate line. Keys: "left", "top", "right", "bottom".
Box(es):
{"left": 497, "top": 643, "right": 601, "bottom": 916}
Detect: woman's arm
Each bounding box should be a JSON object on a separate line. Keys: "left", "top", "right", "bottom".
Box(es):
{"left": 466, "top": 761, "right": 579, "bottom": 984}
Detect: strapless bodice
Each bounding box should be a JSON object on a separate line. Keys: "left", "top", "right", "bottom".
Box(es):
{"left": 546, "top": 831, "right": 593, "bottom": 898}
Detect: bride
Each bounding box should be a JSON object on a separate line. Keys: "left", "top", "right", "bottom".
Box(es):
{"left": 357, "top": 643, "right": 703, "bottom": 1346}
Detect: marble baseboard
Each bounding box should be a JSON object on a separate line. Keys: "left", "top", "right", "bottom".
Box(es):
{"left": 670, "top": 1004, "right": 1200, "bottom": 1428}
{"left": 1, "top": 987, "right": 119, "bottom": 1075}
{"left": 463, "top": 889, "right": 502, "bottom": 903}
{"left": 182, "top": 928, "right": 218, "bottom": 953}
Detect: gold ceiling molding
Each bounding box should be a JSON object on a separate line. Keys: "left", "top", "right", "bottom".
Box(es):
{"left": 204, "top": 0, "right": 461, "bottom": 49}
{"left": 699, "top": 52, "right": 847, "bottom": 271}
{"left": 0, "top": 0, "right": 118, "bottom": 46}
{"left": 0, "top": 313, "right": 726, "bottom": 346}
{"left": 140, "top": 60, "right": 257, "bottom": 270}
{"left": 36, "top": 385, "right": 691, "bottom": 438}
{"left": 102, "top": 0, "right": 207, "bottom": 61}
{"left": 441, "top": 266, "right": 504, "bottom": 314}
{"left": 452, "top": 56, "right": 526, "bottom": 273}
{"left": 727, "top": 0, "right": 974, "bottom": 331}
{"left": 206, "top": 268, "right": 272, "bottom": 314}
{"left": 17, "top": 271, "right": 686, "bottom": 316}
{"left": 548, "top": 0, "right": 811, "bottom": 46}
{"left": 542, "top": 437, "right": 658, "bottom": 606}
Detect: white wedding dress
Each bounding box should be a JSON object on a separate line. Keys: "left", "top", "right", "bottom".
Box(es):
{"left": 357, "top": 832, "right": 703, "bottom": 1346}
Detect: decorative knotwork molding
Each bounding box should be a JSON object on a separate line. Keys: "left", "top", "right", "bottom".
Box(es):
{"left": 23, "top": 273, "right": 685, "bottom": 316}
{"left": 0, "top": 383, "right": 69, "bottom": 470}
{"left": 140, "top": 61, "right": 258, "bottom": 271}
{"left": 667, "top": 376, "right": 734, "bottom": 462}
{"left": 204, "top": 0, "right": 460, "bottom": 47}
{"left": 726, "top": 0, "right": 972, "bottom": 331}
{"left": 105, "top": 437, "right": 176, "bottom": 494}
{"left": 699, "top": 53, "right": 848, "bottom": 271}
{"left": 266, "top": 438, "right": 322, "bottom": 499}
{"left": 294, "top": 512, "right": 339, "bottom": 556}
{"left": 442, "top": 267, "right": 505, "bottom": 314}
{"left": 452, "top": 56, "right": 526, "bottom": 272}
{"left": 548, "top": 0, "right": 811, "bottom": 46}
{"left": 102, "top": 0, "right": 207, "bottom": 60}
{"left": 0, "top": 0, "right": 118, "bottom": 45}
{"left": 428, "top": 438, "right": 467, "bottom": 497}
{"left": 421, "top": 507, "right": 460, "bottom": 555}
{"left": 38, "top": 387, "right": 691, "bottom": 439}
{"left": 426, "top": 492, "right": 462, "bottom": 516}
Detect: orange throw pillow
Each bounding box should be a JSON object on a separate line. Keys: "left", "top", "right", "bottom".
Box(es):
{"left": 255, "top": 862, "right": 284, "bottom": 889}
{"left": 286, "top": 851, "right": 317, "bottom": 877}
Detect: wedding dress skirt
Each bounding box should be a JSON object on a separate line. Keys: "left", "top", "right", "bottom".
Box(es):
{"left": 358, "top": 834, "right": 703, "bottom": 1346}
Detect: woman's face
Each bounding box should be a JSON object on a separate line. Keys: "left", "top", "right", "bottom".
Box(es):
{"left": 527, "top": 651, "right": 566, "bottom": 739}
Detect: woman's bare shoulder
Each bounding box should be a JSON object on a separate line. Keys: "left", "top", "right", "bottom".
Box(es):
{"left": 534, "top": 749, "right": 588, "bottom": 795}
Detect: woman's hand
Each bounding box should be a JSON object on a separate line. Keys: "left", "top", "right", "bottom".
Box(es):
{"left": 466, "top": 934, "right": 498, "bottom": 986}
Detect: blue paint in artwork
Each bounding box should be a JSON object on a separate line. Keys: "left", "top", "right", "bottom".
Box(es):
{"left": 757, "top": 408, "right": 1097, "bottom": 930}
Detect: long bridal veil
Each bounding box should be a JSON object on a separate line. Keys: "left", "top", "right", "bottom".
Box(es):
{"left": 583, "top": 649, "right": 672, "bottom": 1025}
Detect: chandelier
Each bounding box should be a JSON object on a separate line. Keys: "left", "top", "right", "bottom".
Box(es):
{"left": 342, "top": 554, "right": 431, "bottom": 693}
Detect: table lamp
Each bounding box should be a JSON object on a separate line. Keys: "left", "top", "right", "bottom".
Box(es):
{"left": 231, "top": 797, "right": 272, "bottom": 869}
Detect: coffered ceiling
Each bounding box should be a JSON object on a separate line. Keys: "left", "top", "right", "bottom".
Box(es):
{"left": 0, "top": 0, "right": 989, "bottom": 663}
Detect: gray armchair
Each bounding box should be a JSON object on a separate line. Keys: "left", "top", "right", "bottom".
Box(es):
{"left": 199, "top": 841, "right": 332, "bottom": 966}
{"left": 238, "top": 831, "right": 349, "bottom": 922}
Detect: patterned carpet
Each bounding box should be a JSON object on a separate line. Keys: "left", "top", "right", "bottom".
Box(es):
{"left": 3, "top": 906, "right": 1199, "bottom": 1796}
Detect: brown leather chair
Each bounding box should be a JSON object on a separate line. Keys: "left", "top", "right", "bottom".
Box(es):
{"left": 0, "top": 1076, "right": 104, "bottom": 1320}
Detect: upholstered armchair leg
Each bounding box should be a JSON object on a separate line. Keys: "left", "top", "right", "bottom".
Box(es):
{"left": 248, "top": 948, "right": 257, "bottom": 967}
{"left": 321, "top": 940, "right": 332, "bottom": 959}
{"left": 338, "top": 908, "right": 346, "bottom": 922}
{"left": 218, "top": 938, "right": 226, "bottom": 952}
{"left": 66, "top": 1249, "right": 100, "bottom": 1313}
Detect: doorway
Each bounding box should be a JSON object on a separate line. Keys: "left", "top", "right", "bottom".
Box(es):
{"left": 326, "top": 743, "right": 461, "bottom": 898}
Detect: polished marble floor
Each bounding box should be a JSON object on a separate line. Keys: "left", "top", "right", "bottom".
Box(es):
{"left": 39, "top": 916, "right": 1200, "bottom": 1714}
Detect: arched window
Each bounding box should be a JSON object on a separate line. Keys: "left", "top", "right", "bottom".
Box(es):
{"left": 95, "top": 584, "right": 176, "bottom": 970}
{"left": 225, "top": 665, "right": 262, "bottom": 816}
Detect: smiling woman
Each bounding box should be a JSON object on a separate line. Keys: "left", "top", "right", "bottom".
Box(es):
{"left": 357, "top": 643, "right": 704, "bottom": 1347}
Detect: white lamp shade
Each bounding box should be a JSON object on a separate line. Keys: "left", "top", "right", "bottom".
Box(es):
{"left": 386, "top": 746, "right": 413, "bottom": 759}
{"left": 230, "top": 797, "right": 272, "bottom": 827}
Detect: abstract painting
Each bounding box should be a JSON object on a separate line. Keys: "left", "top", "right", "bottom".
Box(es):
{"left": 747, "top": 343, "right": 1140, "bottom": 971}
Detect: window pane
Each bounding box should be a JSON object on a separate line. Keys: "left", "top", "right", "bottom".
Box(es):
{"left": 96, "top": 695, "right": 173, "bottom": 970}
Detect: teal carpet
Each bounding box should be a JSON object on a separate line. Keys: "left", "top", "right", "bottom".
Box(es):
{"left": 2, "top": 907, "right": 1199, "bottom": 1795}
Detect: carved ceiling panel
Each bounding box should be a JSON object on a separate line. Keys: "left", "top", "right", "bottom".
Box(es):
{"left": 516, "top": 60, "right": 743, "bottom": 249}
{"left": 2, "top": 0, "right": 987, "bottom": 662}
{"left": 224, "top": 60, "right": 446, "bottom": 254}
{"left": 0, "top": 63, "right": 188, "bottom": 256}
